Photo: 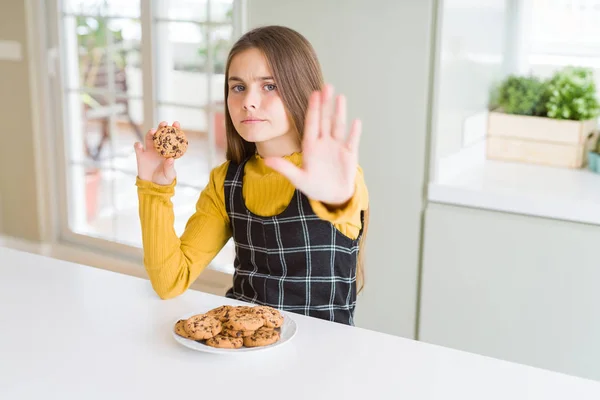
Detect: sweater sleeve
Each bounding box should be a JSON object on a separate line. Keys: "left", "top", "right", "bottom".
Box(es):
{"left": 136, "top": 162, "right": 232, "bottom": 299}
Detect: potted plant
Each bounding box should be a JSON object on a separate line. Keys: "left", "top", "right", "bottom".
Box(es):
{"left": 486, "top": 66, "right": 600, "bottom": 168}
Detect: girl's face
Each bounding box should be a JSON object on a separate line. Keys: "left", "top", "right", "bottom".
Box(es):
{"left": 227, "top": 48, "right": 293, "bottom": 147}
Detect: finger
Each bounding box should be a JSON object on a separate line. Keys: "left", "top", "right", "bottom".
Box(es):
{"left": 144, "top": 129, "right": 156, "bottom": 151}
{"left": 263, "top": 157, "right": 307, "bottom": 190}
{"left": 346, "top": 119, "right": 362, "bottom": 154}
{"left": 303, "top": 91, "right": 321, "bottom": 146}
{"left": 163, "top": 158, "right": 177, "bottom": 183}
{"left": 331, "top": 95, "right": 347, "bottom": 141}
{"left": 173, "top": 121, "right": 181, "bottom": 129}
{"left": 134, "top": 142, "right": 144, "bottom": 173}
{"left": 133, "top": 142, "right": 143, "bottom": 157}
{"left": 320, "top": 84, "right": 334, "bottom": 138}
{"left": 158, "top": 121, "right": 167, "bottom": 128}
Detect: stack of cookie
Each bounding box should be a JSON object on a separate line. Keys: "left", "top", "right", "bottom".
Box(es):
{"left": 174, "top": 305, "right": 284, "bottom": 349}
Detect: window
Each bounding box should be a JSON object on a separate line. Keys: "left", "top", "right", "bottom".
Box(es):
{"left": 530, "top": 0, "right": 600, "bottom": 57}
{"left": 527, "top": 0, "right": 600, "bottom": 99}
{"left": 48, "top": 0, "right": 244, "bottom": 269}
{"left": 428, "top": 0, "right": 600, "bottom": 226}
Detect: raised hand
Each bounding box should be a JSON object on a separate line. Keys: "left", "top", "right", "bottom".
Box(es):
{"left": 264, "top": 84, "right": 362, "bottom": 206}
{"left": 134, "top": 121, "right": 180, "bottom": 186}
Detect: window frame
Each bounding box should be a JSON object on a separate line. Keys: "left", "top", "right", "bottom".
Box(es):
{"left": 41, "top": 0, "right": 246, "bottom": 265}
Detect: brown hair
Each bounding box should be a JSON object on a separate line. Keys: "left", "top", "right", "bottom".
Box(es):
{"left": 223, "top": 25, "right": 368, "bottom": 293}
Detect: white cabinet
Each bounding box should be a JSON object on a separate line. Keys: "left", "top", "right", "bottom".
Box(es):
{"left": 419, "top": 202, "right": 600, "bottom": 382}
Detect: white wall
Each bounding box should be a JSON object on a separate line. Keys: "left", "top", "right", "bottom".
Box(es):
{"left": 432, "top": 0, "right": 510, "bottom": 163}
{"left": 247, "top": 0, "right": 436, "bottom": 338}
{"left": 0, "top": 0, "right": 42, "bottom": 241}
{"left": 420, "top": 202, "right": 600, "bottom": 382}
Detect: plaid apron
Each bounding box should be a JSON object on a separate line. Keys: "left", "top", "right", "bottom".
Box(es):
{"left": 224, "top": 157, "right": 362, "bottom": 325}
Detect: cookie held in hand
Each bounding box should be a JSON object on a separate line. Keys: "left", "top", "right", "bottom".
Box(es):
{"left": 153, "top": 125, "right": 188, "bottom": 159}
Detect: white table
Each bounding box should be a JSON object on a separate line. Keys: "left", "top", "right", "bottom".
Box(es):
{"left": 1, "top": 247, "right": 599, "bottom": 399}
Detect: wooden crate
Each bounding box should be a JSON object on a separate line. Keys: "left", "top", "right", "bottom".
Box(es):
{"left": 486, "top": 111, "right": 598, "bottom": 168}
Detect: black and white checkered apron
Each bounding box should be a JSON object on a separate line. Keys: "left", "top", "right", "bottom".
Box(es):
{"left": 224, "top": 157, "right": 362, "bottom": 325}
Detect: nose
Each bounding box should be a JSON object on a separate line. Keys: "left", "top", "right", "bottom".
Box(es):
{"left": 242, "top": 88, "right": 259, "bottom": 111}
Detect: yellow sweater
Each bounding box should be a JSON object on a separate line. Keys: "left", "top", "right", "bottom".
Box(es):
{"left": 136, "top": 152, "right": 369, "bottom": 299}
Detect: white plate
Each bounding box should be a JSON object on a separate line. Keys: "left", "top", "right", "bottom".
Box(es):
{"left": 172, "top": 309, "right": 298, "bottom": 354}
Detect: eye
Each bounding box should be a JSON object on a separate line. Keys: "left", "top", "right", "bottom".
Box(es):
{"left": 231, "top": 84, "right": 245, "bottom": 93}
{"left": 264, "top": 83, "right": 277, "bottom": 91}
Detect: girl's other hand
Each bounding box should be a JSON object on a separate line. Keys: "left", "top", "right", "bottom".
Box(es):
{"left": 134, "top": 121, "right": 181, "bottom": 186}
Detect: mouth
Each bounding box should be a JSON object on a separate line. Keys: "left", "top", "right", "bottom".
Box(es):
{"left": 241, "top": 118, "right": 265, "bottom": 124}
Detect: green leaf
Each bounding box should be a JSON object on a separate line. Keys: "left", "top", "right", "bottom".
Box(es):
{"left": 543, "top": 66, "right": 600, "bottom": 120}
{"left": 491, "top": 75, "right": 548, "bottom": 116}
{"left": 491, "top": 66, "right": 600, "bottom": 121}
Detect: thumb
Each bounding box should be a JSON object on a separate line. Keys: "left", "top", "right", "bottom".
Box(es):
{"left": 263, "top": 157, "right": 306, "bottom": 189}
{"left": 163, "top": 158, "right": 177, "bottom": 182}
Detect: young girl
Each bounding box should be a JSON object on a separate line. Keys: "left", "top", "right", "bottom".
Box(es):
{"left": 134, "top": 25, "right": 369, "bottom": 326}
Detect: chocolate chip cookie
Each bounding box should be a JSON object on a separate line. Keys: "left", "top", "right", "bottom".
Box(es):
{"left": 222, "top": 328, "right": 255, "bottom": 338}
{"left": 152, "top": 125, "right": 188, "bottom": 159}
{"left": 229, "top": 306, "right": 254, "bottom": 316}
{"left": 174, "top": 319, "right": 193, "bottom": 339}
{"left": 225, "top": 312, "right": 264, "bottom": 331}
{"left": 205, "top": 334, "right": 244, "bottom": 349}
{"left": 184, "top": 314, "right": 222, "bottom": 340}
{"left": 206, "top": 305, "right": 234, "bottom": 322}
{"left": 243, "top": 327, "right": 281, "bottom": 348}
{"left": 252, "top": 306, "right": 284, "bottom": 328}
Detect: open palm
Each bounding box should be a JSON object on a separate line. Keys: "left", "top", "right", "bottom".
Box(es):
{"left": 264, "top": 84, "right": 362, "bottom": 206}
